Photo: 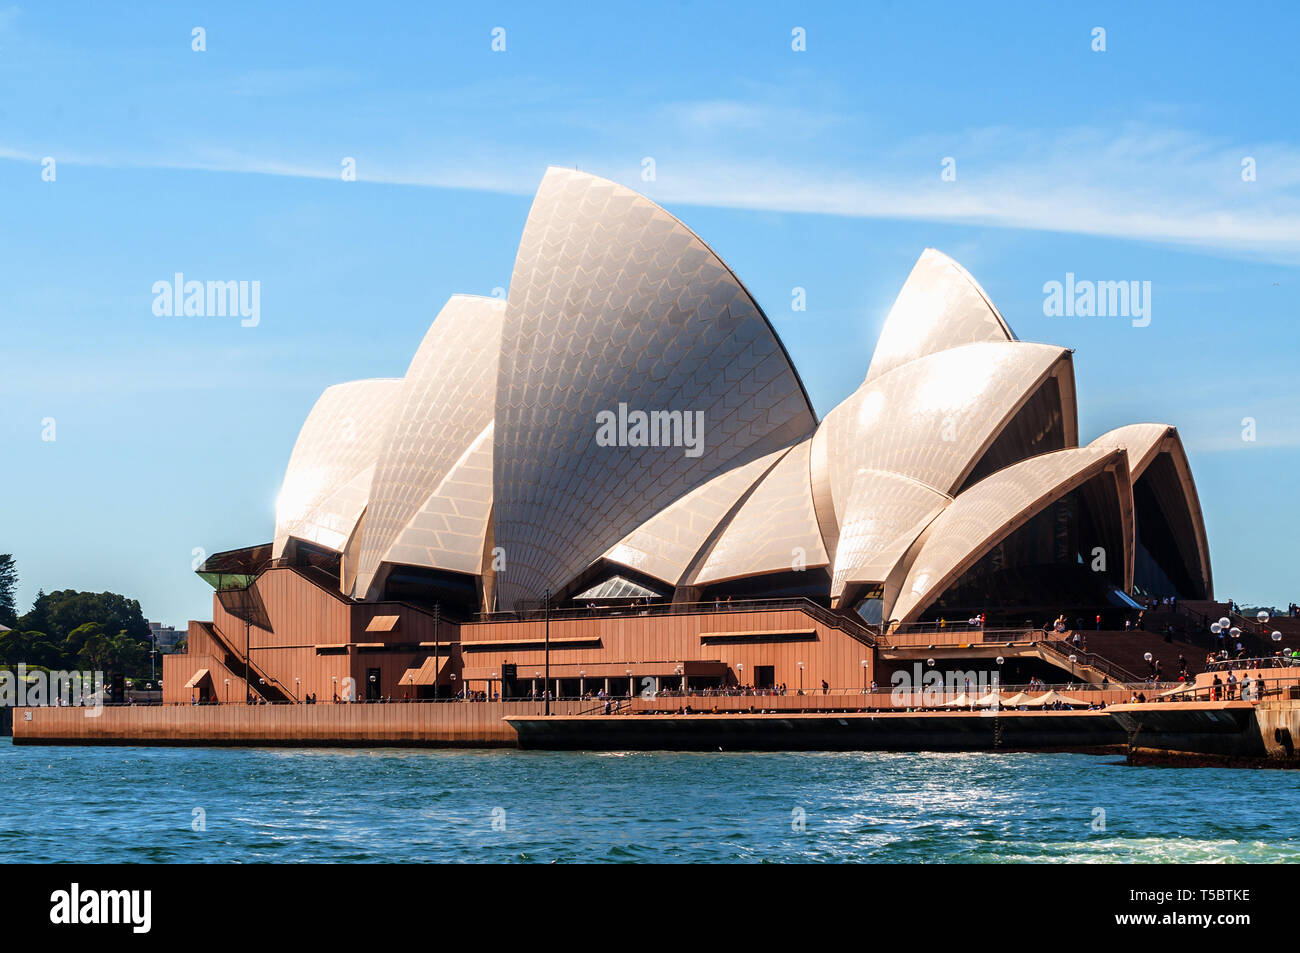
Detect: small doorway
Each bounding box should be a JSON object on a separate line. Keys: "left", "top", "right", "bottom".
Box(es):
{"left": 755, "top": 665, "right": 775, "bottom": 690}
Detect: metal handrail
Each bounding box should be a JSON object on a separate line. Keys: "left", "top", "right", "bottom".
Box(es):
{"left": 201, "top": 620, "right": 299, "bottom": 704}
{"left": 1034, "top": 637, "right": 1144, "bottom": 684}
{"left": 884, "top": 627, "right": 1036, "bottom": 646}
{"left": 1205, "top": 656, "right": 1300, "bottom": 672}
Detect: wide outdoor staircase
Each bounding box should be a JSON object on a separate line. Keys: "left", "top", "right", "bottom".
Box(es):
{"left": 1036, "top": 601, "right": 1300, "bottom": 685}
{"left": 1032, "top": 636, "right": 1143, "bottom": 684}
{"left": 1039, "top": 630, "right": 1207, "bottom": 682}
{"left": 1128, "top": 600, "right": 1299, "bottom": 660}
{"left": 804, "top": 602, "right": 881, "bottom": 648}
{"left": 195, "top": 621, "right": 295, "bottom": 703}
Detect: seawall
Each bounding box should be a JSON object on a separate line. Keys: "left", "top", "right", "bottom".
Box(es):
{"left": 11, "top": 701, "right": 588, "bottom": 747}
{"left": 11, "top": 699, "right": 1295, "bottom": 763}
{"left": 506, "top": 709, "right": 1126, "bottom": 752}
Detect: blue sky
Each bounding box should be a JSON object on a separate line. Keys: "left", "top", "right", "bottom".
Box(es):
{"left": 2, "top": 1, "right": 1298, "bottom": 626}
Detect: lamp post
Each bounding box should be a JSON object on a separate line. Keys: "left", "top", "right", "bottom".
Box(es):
{"left": 368, "top": 672, "right": 376, "bottom": 702}
{"left": 544, "top": 588, "right": 551, "bottom": 716}
{"left": 626, "top": 668, "right": 633, "bottom": 698}
{"left": 331, "top": 675, "right": 338, "bottom": 703}
{"left": 861, "top": 659, "right": 868, "bottom": 694}
{"left": 450, "top": 672, "right": 457, "bottom": 699}
{"left": 579, "top": 670, "right": 586, "bottom": 698}
{"left": 995, "top": 656, "right": 1004, "bottom": 691}
{"left": 224, "top": 678, "right": 230, "bottom": 704}
{"left": 433, "top": 601, "right": 441, "bottom": 701}
{"left": 294, "top": 677, "right": 300, "bottom": 703}
{"left": 736, "top": 662, "right": 744, "bottom": 690}
{"left": 797, "top": 661, "right": 804, "bottom": 695}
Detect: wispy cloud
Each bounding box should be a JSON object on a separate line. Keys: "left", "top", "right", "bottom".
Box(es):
{"left": 636, "top": 123, "right": 1300, "bottom": 264}
{"left": 5, "top": 119, "right": 1299, "bottom": 263}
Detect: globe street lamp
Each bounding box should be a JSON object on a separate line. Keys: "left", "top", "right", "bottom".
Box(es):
{"left": 797, "top": 661, "right": 805, "bottom": 695}
{"left": 861, "top": 659, "right": 869, "bottom": 694}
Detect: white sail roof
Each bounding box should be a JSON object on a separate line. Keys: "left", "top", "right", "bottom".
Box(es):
{"left": 352, "top": 294, "right": 505, "bottom": 598}
{"left": 273, "top": 379, "right": 402, "bottom": 557}
{"left": 491, "top": 168, "right": 817, "bottom": 609}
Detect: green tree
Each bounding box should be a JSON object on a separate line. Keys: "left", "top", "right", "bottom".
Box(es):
{"left": 0, "top": 554, "right": 17, "bottom": 628}
{"left": 26, "top": 631, "right": 65, "bottom": 670}
{"left": 78, "top": 628, "right": 145, "bottom": 677}
{"left": 0, "top": 629, "right": 64, "bottom": 670}
{"left": 77, "top": 628, "right": 113, "bottom": 673}
{"left": 64, "top": 622, "right": 106, "bottom": 666}
{"left": 20, "top": 590, "right": 149, "bottom": 644}
{"left": 0, "top": 626, "right": 27, "bottom": 666}
{"left": 108, "top": 631, "right": 147, "bottom": 675}
{"left": 20, "top": 588, "right": 49, "bottom": 635}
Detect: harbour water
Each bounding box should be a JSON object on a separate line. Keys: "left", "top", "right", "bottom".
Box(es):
{"left": 4, "top": 739, "right": 1297, "bottom": 863}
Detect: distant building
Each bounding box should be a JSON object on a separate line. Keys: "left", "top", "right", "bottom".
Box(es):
{"left": 147, "top": 622, "right": 184, "bottom": 652}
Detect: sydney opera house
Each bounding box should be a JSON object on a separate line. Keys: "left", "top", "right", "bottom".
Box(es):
{"left": 164, "top": 168, "right": 1213, "bottom": 706}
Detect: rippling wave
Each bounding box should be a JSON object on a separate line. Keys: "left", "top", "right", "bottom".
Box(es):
{"left": 3, "top": 741, "right": 1297, "bottom": 863}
